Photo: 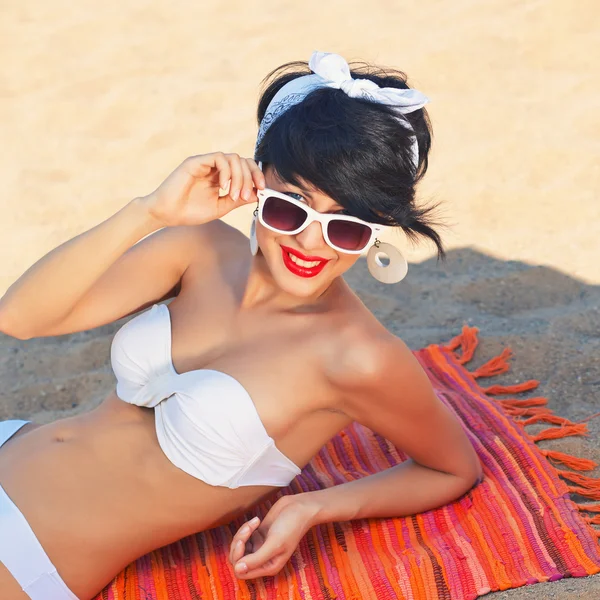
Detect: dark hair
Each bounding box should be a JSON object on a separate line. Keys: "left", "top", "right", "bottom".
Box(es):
{"left": 255, "top": 59, "right": 445, "bottom": 260}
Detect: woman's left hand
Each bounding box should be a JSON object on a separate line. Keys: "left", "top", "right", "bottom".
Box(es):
{"left": 228, "top": 494, "right": 321, "bottom": 579}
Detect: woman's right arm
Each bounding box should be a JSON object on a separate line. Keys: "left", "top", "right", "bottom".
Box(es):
{"left": 0, "top": 153, "right": 263, "bottom": 339}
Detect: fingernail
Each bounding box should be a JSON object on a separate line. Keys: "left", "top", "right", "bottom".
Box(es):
{"left": 250, "top": 516, "right": 260, "bottom": 525}
{"left": 236, "top": 562, "right": 247, "bottom": 573}
{"left": 231, "top": 190, "right": 239, "bottom": 201}
{"left": 241, "top": 188, "right": 250, "bottom": 201}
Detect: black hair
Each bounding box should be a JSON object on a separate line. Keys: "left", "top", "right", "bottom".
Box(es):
{"left": 255, "top": 59, "right": 445, "bottom": 260}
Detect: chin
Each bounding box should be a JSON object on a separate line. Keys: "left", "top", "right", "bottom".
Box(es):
{"left": 274, "top": 264, "right": 334, "bottom": 297}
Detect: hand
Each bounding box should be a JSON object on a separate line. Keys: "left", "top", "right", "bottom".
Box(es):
{"left": 228, "top": 494, "right": 321, "bottom": 580}
{"left": 139, "top": 152, "right": 265, "bottom": 227}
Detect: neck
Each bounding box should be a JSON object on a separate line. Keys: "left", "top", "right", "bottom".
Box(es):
{"left": 240, "top": 253, "right": 337, "bottom": 312}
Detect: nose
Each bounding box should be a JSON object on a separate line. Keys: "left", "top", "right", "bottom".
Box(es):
{"left": 293, "top": 220, "right": 328, "bottom": 253}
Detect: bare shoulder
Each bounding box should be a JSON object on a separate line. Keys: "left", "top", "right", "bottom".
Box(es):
{"left": 203, "top": 218, "right": 249, "bottom": 246}
{"left": 321, "top": 288, "right": 483, "bottom": 484}
{"left": 323, "top": 295, "right": 410, "bottom": 395}
{"left": 181, "top": 219, "right": 250, "bottom": 269}
{"left": 185, "top": 219, "right": 248, "bottom": 254}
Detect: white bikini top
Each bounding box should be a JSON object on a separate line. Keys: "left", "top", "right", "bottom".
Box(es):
{"left": 110, "top": 303, "right": 302, "bottom": 488}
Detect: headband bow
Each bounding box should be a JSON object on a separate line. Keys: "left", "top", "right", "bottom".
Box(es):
{"left": 255, "top": 51, "right": 430, "bottom": 170}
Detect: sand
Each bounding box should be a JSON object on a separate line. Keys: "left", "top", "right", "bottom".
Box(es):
{"left": 1, "top": 0, "right": 599, "bottom": 597}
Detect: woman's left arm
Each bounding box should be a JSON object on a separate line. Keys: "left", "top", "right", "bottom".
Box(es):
{"left": 307, "top": 333, "right": 483, "bottom": 522}
{"left": 229, "top": 334, "right": 482, "bottom": 579}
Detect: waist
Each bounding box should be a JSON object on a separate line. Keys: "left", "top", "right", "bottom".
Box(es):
{"left": 0, "top": 391, "right": 270, "bottom": 529}
{"left": 0, "top": 392, "right": 266, "bottom": 595}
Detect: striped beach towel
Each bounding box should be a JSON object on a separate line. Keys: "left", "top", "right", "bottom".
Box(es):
{"left": 95, "top": 326, "right": 600, "bottom": 599}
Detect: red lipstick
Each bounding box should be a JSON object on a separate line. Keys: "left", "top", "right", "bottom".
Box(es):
{"left": 280, "top": 245, "right": 330, "bottom": 278}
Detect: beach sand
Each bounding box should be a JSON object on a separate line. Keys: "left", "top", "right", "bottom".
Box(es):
{"left": 1, "top": 0, "right": 598, "bottom": 597}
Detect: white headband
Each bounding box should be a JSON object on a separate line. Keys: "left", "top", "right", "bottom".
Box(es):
{"left": 255, "top": 51, "right": 431, "bottom": 170}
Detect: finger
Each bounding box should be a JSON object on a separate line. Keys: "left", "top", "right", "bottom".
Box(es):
{"left": 180, "top": 155, "right": 212, "bottom": 179}
{"left": 229, "top": 517, "right": 260, "bottom": 564}
{"left": 226, "top": 153, "right": 244, "bottom": 201}
{"left": 182, "top": 153, "right": 229, "bottom": 189}
{"left": 219, "top": 179, "right": 231, "bottom": 198}
{"left": 231, "top": 533, "right": 252, "bottom": 565}
{"left": 234, "top": 535, "right": 286, "bottom": 576}
{"left": 246, "top": 158, "right": 266, "bottom": 191}
{"left": 210, "top": 152, "right": 232, "bottom": 192}
{"left": 235, "top": 551, "right": 289, "bottom": 580}
{"left": 239, "top": 159, "right": 255, "bottom": 202}
{"left": 229, "top": 522, "right": 255, "bottom": 565}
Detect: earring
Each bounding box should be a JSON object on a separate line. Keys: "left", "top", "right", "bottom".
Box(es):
{"left": 249, "top": 208, "right": 259, "bottom": 256}
{"left": 366, "top": 239, "right": 408, "bottom": 284}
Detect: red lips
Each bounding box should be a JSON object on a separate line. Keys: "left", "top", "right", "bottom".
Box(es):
{"left": 280, "top": 245, "right": 330, "bottom": 278}
{"left": 281, "top": 245, "right": 329, "bottom": 262}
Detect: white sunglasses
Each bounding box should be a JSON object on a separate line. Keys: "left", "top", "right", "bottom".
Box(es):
{"left": 255, "top": 188, "right": 386, "bottom": 254}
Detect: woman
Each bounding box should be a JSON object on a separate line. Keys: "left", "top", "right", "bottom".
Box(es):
{"left": 0, "top": 51, "right": 482, "bottom": 599}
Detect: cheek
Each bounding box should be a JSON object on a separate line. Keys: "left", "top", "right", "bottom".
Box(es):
{"left": 332, "top": 253, "right": 361, "bottom": 272}
{"left": 256, "top": 223, "right": 279, "bottom": 249}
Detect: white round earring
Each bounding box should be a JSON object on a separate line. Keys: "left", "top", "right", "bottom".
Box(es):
{"left": 366, "top": 239, "right": 408, "bottom": 284}
{"left": 249, "top": 209, "right": 259, "bottom": 256}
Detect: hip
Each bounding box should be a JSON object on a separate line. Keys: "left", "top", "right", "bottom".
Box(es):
{"left": 0, "top": 420, "right": 78, "bottom": 599}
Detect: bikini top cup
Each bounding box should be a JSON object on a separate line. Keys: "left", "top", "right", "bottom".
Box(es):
{"left": 110, "top": 303, "right": 302, "bottom": 488}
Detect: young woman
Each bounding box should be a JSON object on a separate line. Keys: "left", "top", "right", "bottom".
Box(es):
{"left": 0, "top": 51, "right": 482, "bottom": 599}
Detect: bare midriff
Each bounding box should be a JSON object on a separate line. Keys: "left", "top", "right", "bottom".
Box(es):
{"left": 0, "top": 390, "right": 283, "bottom": 599}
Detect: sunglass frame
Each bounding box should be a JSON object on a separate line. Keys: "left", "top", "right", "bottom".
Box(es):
{"left": 255, "top": 188, "right": 386, "bottom": 254}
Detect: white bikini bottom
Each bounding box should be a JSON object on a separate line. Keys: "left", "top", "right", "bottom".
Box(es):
{"left": 0, "top": 420, "right": 79, "bottom": 599}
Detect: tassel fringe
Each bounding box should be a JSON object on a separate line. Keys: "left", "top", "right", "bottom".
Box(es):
{"left": 471, "top": 348, "right": 513, "bottom": 378}
{"left": 530, "top": 424, "right": 589, "bottom": 442}
{"left": 577, "top": 503, "right": 600, "bottom": 513}
{"left": 499, "top": 397, "right": 548, "bottom": 408}
{"left": 483, "top": 381, "right": 540, "bottom": 395}
{"left": 445, "top": 325, "right": 479, "bottom": 365}
{"left": 445, "top": 325, "right": 600, "bottom": 540}
{"left": 541, "top": 450, "right": 598, "bottom": 472}
{"left": 520, "top": 414, "right": 576, "bottom": 427}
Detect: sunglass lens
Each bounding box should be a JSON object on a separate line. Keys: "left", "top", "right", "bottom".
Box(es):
{"left": 327, "top": 220, "right": 371, "bottom": 251}
{"left": 262, "top": 196, "right": 307, "bottom": 232}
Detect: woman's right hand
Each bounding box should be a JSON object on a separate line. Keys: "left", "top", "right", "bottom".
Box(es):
{"left": 139, "top": 152, "right": 265, "bottom": 227}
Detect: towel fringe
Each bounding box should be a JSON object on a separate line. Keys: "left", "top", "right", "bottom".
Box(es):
{"left": 504, "top": 406, "right": 552, "bottom": 418}
{"left": 498, "top": 397, "right": 548, "bottom": 409}
{"left": 483, "top": 381, "right": 540, "bottom": 395}
{"left": 541, "top": 450, "right": 598, "bottom": 472}
{"left": 530, "top": 424, "right": 589, "bottom": 442}
{"left": 556, "top": 470, "right": 600, "bottom": 493}
{"left": 577, "top": 503, "right": 600, "bottom": 513}
{"left": 568, "top": 486, "right": 600, "bottom": 501}
{"left": 444, "top": 324, "right": 600, "bottom": 541}
{"left": 471, "top": 348, "right": 513, "bottom": 378}
{"left": 520, "top": 414, "right": 577, "bottom": 427}
{"left": 444, "top": 324, "right": 479, "bottom": 364}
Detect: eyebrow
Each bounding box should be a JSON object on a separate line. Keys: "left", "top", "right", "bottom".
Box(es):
{"left": 286, "top": 188, "right": 345, "bottom": 214}
{"left": 288, "top": 182, "right": 313, "bottom": 200}
{"left": 272, "top": 171, "right": 313, "bottom": 199}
